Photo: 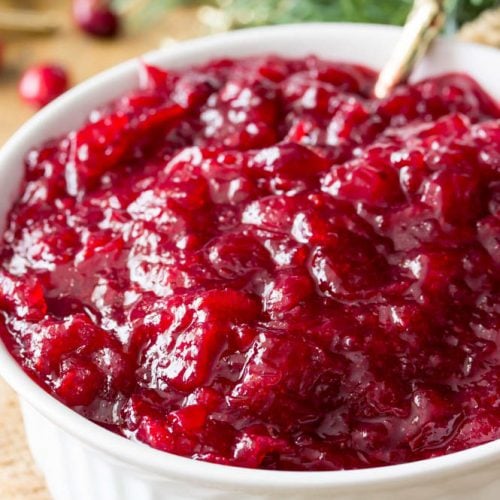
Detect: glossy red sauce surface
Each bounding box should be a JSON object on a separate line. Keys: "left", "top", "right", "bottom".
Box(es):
{"left": 1, "top": 56, "right": 499, "bottom": 470}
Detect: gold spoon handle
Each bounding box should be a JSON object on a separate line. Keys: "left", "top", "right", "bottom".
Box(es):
{"left": 374, "top": 0, "right": 446, "bottom": 99}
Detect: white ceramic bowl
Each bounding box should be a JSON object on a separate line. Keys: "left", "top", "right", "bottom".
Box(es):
{"left": 1, "top": 23, "right": 499, "bottom": 500}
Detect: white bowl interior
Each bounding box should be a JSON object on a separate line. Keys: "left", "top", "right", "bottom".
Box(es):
{"left": 0, "top": 23, "right": 499, "bottom": 491}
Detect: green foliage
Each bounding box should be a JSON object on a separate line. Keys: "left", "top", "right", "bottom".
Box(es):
{"left": 452, "top": 0, "right": 498, "bottom": 25}
{"left": 218, "top": 0, "right": 499, "bottom": 28}
{"left": 217, "top": 0, "right": 415, "bottom": 27}
{"left": 114, "top": 0, "right": 499, "bottom": 29}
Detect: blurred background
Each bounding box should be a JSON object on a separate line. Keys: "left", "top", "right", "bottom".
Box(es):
{"left": 0, "top": 0, "right": 499, "bottom": 144}
{"left": 0, "top": 1, "right": 499, "bottom": 498}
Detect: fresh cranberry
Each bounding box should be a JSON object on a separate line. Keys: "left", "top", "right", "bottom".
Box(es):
{"left": 72, "top": 0, "right": 120, "bottom": 38}
{"left": 1, "top": 55, "right": 499, "bottom": 471}
{"left": 18, "top": 64, "right": 69, "bottom": 108}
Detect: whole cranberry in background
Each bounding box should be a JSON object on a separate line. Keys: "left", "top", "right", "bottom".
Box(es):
{"left": 72, "top": 0, "right": 120, "bottom": 38}
{"left": 18, "top": 64, "right": 69, "bottom": 108}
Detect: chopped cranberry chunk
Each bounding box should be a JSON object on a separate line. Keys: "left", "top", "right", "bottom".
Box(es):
{"left": 0, "top": 269, "right": 47, "bottom": 321}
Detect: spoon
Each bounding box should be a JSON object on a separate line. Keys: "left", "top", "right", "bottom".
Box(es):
{"left": 374, "top": 0, "right": 446, "bottom": 99}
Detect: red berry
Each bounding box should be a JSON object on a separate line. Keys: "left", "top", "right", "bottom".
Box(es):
{"left": 18, "top": 64, "right": 69, "bottom": 108}
{"left": 72, "top": 0, "right": 120, "bottom": 38}
{"left": 0, "top": 269, "right": 47, "bottom": 321}
{"left": 54, "top": 357, "right": 103, "bottom": 407}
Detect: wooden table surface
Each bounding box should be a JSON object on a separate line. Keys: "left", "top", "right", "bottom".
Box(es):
{"left": 0, "top": 2, "right": 206, "bottom": 498}
{"left": 0, "top": 0, "right": 208, "bottom": 145}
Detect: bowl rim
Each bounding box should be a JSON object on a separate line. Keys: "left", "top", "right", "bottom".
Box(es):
{"left": 1, "top": 22, "right": 500, "bottom": 491}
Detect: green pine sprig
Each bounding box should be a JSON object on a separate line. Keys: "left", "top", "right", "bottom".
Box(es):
{"left": 113, "top": 0, "right": 499, "bottom": 30}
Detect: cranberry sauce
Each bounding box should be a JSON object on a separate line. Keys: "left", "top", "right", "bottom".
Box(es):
{"left": 1, "top": 56, "right": 499, "bottom": 470}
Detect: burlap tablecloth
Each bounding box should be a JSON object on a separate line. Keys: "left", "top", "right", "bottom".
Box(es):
{"left": 0, "top": 6, "right": 498, "bottom": 500}
{"left": 0, "top": 379, "right": 50, "bottom": 500}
